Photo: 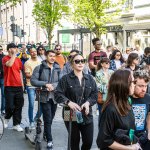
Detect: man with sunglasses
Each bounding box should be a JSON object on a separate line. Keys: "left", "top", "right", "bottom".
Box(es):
{"left": 88, "top": 38, "right": 107, "bottom": 76}
{"left": 63, "top": 49, "right": 90, "bottom": 75}
{"left": 130, "top": 70, "right": 150, "bottom": 150}
{"left": 54, "top": 44, "right": 67, "bottom": 70}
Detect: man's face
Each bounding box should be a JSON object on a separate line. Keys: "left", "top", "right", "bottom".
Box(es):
{"left": 30, "top": 49, "right": 37, "bottom": 58}
{"left": 134, "top": 78, "right": 148, "bottom": 98}
{"left": 46, "top": 52, "right": 56, "bottom": 64}
{"left": 55, "top": 46, "right": 61, "bottom": 55}
{"left": 8, "top": 47, "right": 17, "bottom": 54}
{"left": 94, "top": 41, "right": 102, "bottom": 50}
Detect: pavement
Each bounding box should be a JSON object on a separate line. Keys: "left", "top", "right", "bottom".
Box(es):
{"left": 0, "top": 93, "right": 99, "bottom": 150}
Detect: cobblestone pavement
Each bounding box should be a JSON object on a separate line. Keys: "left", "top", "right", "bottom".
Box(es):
{"left": 0, "top": 93, "right": 99, "bottom": 150}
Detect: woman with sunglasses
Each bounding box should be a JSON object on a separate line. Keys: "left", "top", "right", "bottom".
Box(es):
{"left": 97, "top": 69, "right": 142, "bottom": 150}
{"left": 37, "top": 46, "right": 46, "bottom": 62}
{"left": 110, "top": 49, "right": 124, "bottom": 71}
{"left": 125, "top": 53, "right": 140, "bottom": 73}
{"left": 55, "top": 54, "right": 98, "bottom": 150}
{"left": 95, "top": 57, "right": 114, "bottom": 117}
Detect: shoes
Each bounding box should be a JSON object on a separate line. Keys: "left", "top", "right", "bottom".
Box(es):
{"left": 30, "top": 122, "right": 35, "bottom": 130}
{"left": 13, "top": 125, "right": 23, "bottom": 132}
{"left": 47, "top": 141, "right": 53, "bottom": 150}
{"left": 1, "top": 111, "right": 5, "bottom": 116}
{"left": 4, "top": 119, "right": 9, "bottom": 128}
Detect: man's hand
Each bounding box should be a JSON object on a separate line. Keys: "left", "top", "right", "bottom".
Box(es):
{"left": 81, "top": 101, "right": 90, "bottom": 115}
{"left": 68, "top": 101, "right": 81, "bottom": 112}
{"left": 46, "top": 84, "right": 54, "bottom": 91}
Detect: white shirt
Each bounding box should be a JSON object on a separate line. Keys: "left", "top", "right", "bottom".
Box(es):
{"left": 114, "top": 60, "right": 121, "bottom": 69}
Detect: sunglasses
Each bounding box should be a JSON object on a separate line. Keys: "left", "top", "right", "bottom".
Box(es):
{"left": 73, "top": 59, "right": 86, "bottom": 64}
{"left": 56, "top": 48, "right": 61, "bottom": 51}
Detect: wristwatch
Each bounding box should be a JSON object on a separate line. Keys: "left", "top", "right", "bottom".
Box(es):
{"left": 65, "top": 100, "right": 70, "bottom": 105}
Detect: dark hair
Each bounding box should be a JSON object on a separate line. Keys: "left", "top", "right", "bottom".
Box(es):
{"left": 70, "top": 49, "right": 80, "bottom": 54}
{"left": 37, "top": 46, "right": 46, "bottom": 55}
{"left": 126, "top": 53, "right": 139, "bottom": 67}
{"left": 102, "top": 69, "right": 132, "bottom": 116}
{"left": 92, "top": 38, "right": 100, "bottom": 45}
{"left": 97, "top": 57, "right": 110, "bottom": 71}
{"left": 54, "top": 44, "right": 62, "bottom": 50}
{"left": 106, "top": 45, "right": 111, "bottom": 49}
{"left": 70, "top": 53, "right": 84, "bottom": 65}
{"left": 45, "top": 50, "right": 56, "bottom": 56}
{"left": 144, "top": 47, "right": 150, "bottom": 55}
{"left": 7, "top": 43, "right": 17, "bottom": 51}
{"left": 110, "top": 49, "right": 124, "bottom": 63}
{"left": 134, "top": 70, "right": 149, "bottom": 83}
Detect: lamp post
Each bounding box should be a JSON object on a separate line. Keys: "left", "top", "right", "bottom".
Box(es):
{"left": 10, "top": 15, "right": 15, "bottom": 43}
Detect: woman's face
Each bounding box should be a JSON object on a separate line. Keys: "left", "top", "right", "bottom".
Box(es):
{"left": 101, "top": 61, "right": 110, "bottom": 69}
{"left": 115, "top": 52, "right": 121, "bottom": 60}
{"left": 129, "top": 75, "right": 135, "bottom": 96}
{"left": 72, "top": 55, "right": 85, "bottom": 71}
{"left": 132, "top": 57, "right": 139, "bottom": 65}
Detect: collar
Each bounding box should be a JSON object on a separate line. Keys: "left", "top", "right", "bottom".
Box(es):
{"left": 69, "top": 71, "right": 89, "bottom": 80}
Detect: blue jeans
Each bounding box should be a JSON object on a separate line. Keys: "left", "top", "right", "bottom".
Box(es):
{"left": 27, "top": 86, "right": 36, "bottom": 123}
{"left": 0, "top": 79, "right": 5, "bottom": 113}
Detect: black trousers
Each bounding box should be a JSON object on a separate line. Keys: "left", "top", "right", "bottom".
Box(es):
{"left": 41, "top": 100, "right": 57, "bottom": 142}
{"left": 65, "top": 121, "right": 94, "bottom": 150}
{"left": 4, "top": 86, "right": 24, "bottom": 126}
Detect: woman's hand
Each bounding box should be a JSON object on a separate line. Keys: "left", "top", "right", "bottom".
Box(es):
{"left": 128, "top": 143, "right": 142, "bottom": 150}
{"left": 68, "top": 101, "right": 81, "bottom": 112}
{"left": 81, "top": 101, "right": 90, "bottom": 115}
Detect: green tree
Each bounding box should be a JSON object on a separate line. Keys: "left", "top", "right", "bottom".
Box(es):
{"left": 0, "top": 0, "right": 21, "bottom": 4}
{"left": 70, "top": 0, "right": 125, "bottom": 37}
{"left": 32, "top": 0, "right": 69, "bottom": 48}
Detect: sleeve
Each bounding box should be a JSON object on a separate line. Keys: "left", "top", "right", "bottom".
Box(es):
{"left": 2, "top": 56, "right": 7, "bottom": 66}
{"left": 95, "top": 72, "right": 104, "bottom": 92}
{"left": 86, "top": 76, "right": 98, "bottom": 106}
{"left": 30, "top": 65, "right": 48, "bottom": 87}
{"left": 54, "top": 75, "right": 70, "bottom": 103}
{"left": 24, "top": 61, "right": 31, "bottom": 73}
{"left": 88, "top": 53, "right": 94, "bottom": 63}
{"left": 97, "top": 106, "right": 116, "bottom": 149}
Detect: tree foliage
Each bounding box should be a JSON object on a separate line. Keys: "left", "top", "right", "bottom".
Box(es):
{"left": 70, "top": 0, "right": 125, "bottom": 37}
{"left": 0, "top": 0, "right": 21, "bottom": 4}
{"left": 32, "top": 0, "right": 69, "bottom": 47}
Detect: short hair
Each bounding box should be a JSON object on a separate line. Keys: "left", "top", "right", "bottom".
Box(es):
{"left": 70, "top": 49, "right": 80, "bottom": 54}
{"left": 54, "top": 44, "right": 62, "bottom": 50}
{"left": 92, "top": 38, "right": 100, "bottom": 45}
{"left": 134, "top": 70, "right": 149, "bottom": 83}
{"left": 45, "top": 50, "right": 56, "bottom": 56}
{"left": 106, "top": 45, "right": 111, "bottom": 49}
{"left": 144, "top": 47, "right": 150, "bottom": 55}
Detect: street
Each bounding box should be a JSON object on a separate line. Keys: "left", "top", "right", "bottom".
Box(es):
{"left": 0, "top": 93, "right": 99, "bottom": 150}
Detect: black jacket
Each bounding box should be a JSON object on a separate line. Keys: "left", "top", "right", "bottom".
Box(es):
{"left": 54, "top": 71, "right": 98, "bottom": 124}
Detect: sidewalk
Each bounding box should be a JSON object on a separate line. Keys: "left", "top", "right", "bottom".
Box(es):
{"left": 0, "top": 94, "right": 99, "bottom": 150}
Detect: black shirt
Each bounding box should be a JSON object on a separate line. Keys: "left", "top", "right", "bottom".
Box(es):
{"left": 130, "top": 94, "right": 150, "bottom": 132}
{"left": 97, "top": 103, "right": 135, "bottom": 150}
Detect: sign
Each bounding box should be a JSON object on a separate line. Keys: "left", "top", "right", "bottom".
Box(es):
{"left": 0, "top": 27, "right": 3, "bottom": 36}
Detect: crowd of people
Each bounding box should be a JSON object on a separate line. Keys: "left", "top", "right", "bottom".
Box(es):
{"left": 0, "top": 38, "right": 150, "bottom": 150}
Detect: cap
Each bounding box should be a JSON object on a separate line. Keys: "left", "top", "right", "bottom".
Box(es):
{"left": 7, "top": 43, "right": 17, "bottom": 51}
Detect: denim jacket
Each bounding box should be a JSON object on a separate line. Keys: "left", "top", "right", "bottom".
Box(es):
{"left": 54, "top": 71, "right": 98, "bottom": 124}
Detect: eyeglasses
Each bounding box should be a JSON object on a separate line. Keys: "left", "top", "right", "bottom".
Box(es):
{"left": 73, "top": 59, "right": 86, "bottom": 64}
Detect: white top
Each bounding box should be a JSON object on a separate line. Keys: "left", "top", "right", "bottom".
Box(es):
{"left": 114, "top": 60, "right": 121, "bottom": 69}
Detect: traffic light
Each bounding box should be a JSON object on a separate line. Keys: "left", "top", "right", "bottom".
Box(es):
{"left": 10, "top": 23, "right": 16, "bottom": 32}
{"left": 21, "top": 29, "right": 24, "bottom": 37}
